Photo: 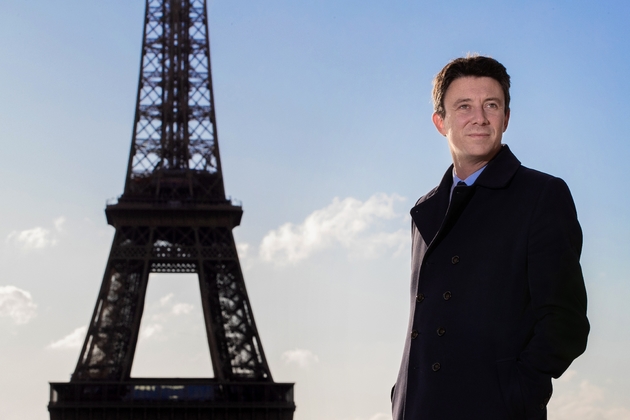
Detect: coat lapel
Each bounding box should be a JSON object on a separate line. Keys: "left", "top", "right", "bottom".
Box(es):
{"left": 474, "top": 144, "right": 521, "bottom": 190}
{"left": 433, "top": 184, "right": 476, "bottom": 248}
{"left": 409, "top": 145, "right": 521, "bottom": 250}
{"left": 410, "top": 168, "right": 452, "bottom": 247}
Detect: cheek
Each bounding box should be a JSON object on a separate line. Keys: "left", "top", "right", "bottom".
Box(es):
{"left": 454, "top": 114, "right": 472, "bottom": 126}
{"left": 488, "top": 118, "right": 505, "bottom": 132}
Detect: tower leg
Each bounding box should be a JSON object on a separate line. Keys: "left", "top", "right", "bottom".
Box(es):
{"left": 74, "top": 226, "right": 152, "bottom": 381}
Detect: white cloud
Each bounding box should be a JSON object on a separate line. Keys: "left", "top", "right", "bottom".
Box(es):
{"left": 7, "top": 227, "right": 57, "bottom": 250}
{"left": 549, "top": 371, "right": 630, "bottom": 420}
{"left": 172, "top": 303, "right": 194, "bottom": 315}
{"left": 236, "top": 242, "right": 250, "bottom": 259}
{"left": 281, "top": 348, "right": 319, "bottom": 368}
{"left": 6, "top": 217, "right": 66, "bottom": 250}
{"left": 54, "top": 216, "right": 66, "bottom": 232}
{"left": 368, "top": 414, "right": 391, "bottom": 420}
{"left": 260, "top": 193, "right": 407, "bottom": 265}
{"left": 139, "top": 294, "right": 196, "bottom": 339}
{"left": 47, "top": 326, "right": 87, "bottom": 350}
{"left": 556, "top": 369, "right": 578, "bottom": 383}
{"left": 0, "top": 285, "right": 37, "bottom": 324}
{"left": 150, "top": 294, "right": 195, "bottom": 321}
{"left": 346, "top": 229, "right": 409, "bottom": 260}
{"left": 141, "top": 323, "right": 163, "bottom": 339}
{"left": 159, "top": 293, "right": 174, "bottom": 306}
{"left": 340, "top": 412, "right": 391, "bottom": 420}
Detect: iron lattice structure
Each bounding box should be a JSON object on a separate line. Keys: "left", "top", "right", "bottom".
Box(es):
{"left": 49, "top": 1, "right": 294, "bottom": 419}
{"left": 125, "top": 0, "right": 225, "bottom": 203}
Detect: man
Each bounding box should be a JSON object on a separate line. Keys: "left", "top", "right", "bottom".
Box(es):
{"left": 391, "top": 55, "right": 589, "bottom": 419}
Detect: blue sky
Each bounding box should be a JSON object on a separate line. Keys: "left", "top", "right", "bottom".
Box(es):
{"left": 1, "top": 1, "right": 630, "bottom": 419}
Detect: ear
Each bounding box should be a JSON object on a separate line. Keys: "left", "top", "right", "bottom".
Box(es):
{"left": 503, "top": 109, "right": 510, "bottom": 132}
{"left": 432, "top": 112, "right": 447, "bottom": 136}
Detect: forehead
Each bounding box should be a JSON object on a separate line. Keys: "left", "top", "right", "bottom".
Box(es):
{"left": 444, "top": 76, "right": 504, "bottom": 103}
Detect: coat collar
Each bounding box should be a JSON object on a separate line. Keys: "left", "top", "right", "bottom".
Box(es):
{"left": 474, "top": 144, "right": 521, "bottom": 189}
{"left": 410, "top": 144, "right": 521, "bottom": 245}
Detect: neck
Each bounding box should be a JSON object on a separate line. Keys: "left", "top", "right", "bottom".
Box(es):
{"left": 453, "top": 160, "right": 487, "bottom": 180}
{"left": 452, "top": 147, "right": 502, "bottom": 179}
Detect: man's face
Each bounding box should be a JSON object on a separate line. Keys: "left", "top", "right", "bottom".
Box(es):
{"left": 432, "top": 76, "right": 510, "bottom": 173}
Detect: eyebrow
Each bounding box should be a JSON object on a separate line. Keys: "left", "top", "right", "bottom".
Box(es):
{"left": 452, "top": 98, "right": 472, "bottom": 107}
{"left": 452, "top": 97, "right": 503, "bottom": 106}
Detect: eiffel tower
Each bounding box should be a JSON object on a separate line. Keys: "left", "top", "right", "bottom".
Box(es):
{"left": 48, "top": 1, "right": 295, "bottom": 419}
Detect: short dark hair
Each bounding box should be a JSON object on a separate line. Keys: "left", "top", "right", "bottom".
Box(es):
{"left": 432, "top": 54, "right": 511, "bottom": 117}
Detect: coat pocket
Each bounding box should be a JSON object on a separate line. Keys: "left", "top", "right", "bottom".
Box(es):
{"left": 497, "top": 358, "right": 552, "bottom": 420}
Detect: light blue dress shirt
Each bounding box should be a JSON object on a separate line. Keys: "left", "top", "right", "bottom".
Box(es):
{"left": 449, "top": 165, "right": 487, "bottom": 199}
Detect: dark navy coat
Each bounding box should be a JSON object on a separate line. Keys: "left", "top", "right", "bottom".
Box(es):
{"left": 392, "top": 145, "right": 589, "bottom": 419}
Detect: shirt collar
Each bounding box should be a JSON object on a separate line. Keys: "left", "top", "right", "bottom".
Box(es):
{"left": 453, "top": 165, "right": 487, "bottom": 186}
{"left": 450, "top": 165, "right": 487, "bottom": 198}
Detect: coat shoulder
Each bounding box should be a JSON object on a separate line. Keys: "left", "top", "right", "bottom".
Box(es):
{"left": 414, "top": 185, "right": 439, "bottom": 207}
{"left": 513, "top": 164, "right": 574, "bottom": 190}
{"left": 517, "top": 165, "right": 556, "bottom": 182}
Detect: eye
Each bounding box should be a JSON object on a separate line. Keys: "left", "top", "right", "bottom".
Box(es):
{"left": 458, "top": 104, "right": 471, "bottom": 110}
{"left": 485, "top": 102, "right": 499, "bottom": 109}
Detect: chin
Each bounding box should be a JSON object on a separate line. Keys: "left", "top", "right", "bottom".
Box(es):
{"left": 473, "top": 144, "right": 501, "bottom": 157}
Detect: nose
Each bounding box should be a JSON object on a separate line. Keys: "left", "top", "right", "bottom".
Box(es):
{"left": 471, "top": 106, "right": 489, "bottom": 125}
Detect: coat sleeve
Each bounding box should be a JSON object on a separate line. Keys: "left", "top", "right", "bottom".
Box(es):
{"left": 521, "top": 176, "right": 589, "bottom": 378}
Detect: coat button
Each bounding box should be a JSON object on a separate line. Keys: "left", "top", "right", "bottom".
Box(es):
{"left": 443, "top": 291, "right": 452, "bottom": 300}
{"left": 451, "top": 255, "right": 460, "bottom": 264}
{"left": 432, "top": 362, "right": 441, "bottom": 371}
{"left": 411, "top": 330, "right": 419, "bottom": 339}
{"left": 416, "top": 293, "right": 425, "bottom": 303}
{"left": 436, "top": 327, "right": 446, "bottom": 336}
